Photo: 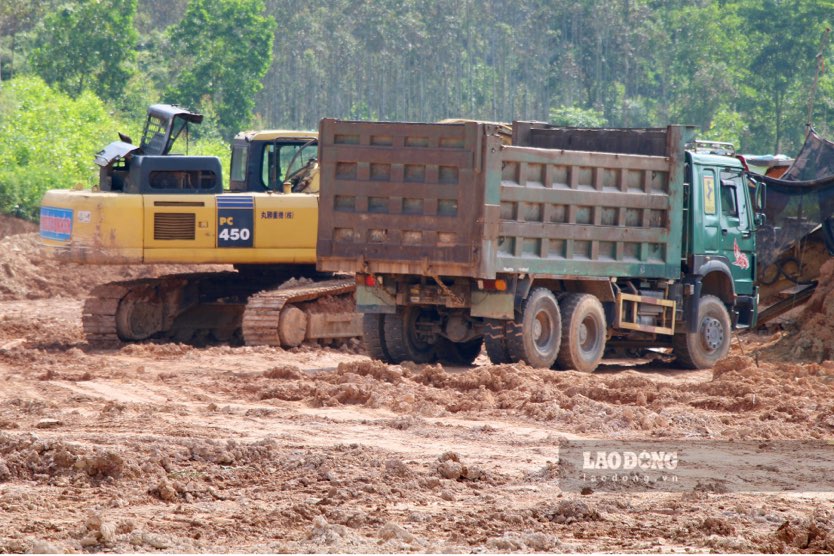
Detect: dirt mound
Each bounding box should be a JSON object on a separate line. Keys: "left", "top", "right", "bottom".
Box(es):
{"left": 247, "top": 355, "right": 834, "bottom": 439}
{"left": 764, "top": 258, "right": 834, "bottom": 362}
{"left": 0, "top": 432, "right": 127, "bottom": 483}
{"left": 0, "top": 232, "right": 230, "bottom": 301}
{"left": 769, "top": 509, "right": 834, "bottom": 552}
{"left": 0, "top": 215, "right": 36, "bottom": 238}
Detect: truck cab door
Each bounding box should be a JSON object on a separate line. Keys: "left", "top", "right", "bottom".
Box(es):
{"left": 718, "top": 171, "right": 755, "bottom": 295}
{"left": 699, "top": 167, "right": 721, "bottom": 253}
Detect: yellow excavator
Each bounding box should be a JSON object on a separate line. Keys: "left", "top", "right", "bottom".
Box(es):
{"left": 39, "top": 104, "right": 361, "bottom": 347}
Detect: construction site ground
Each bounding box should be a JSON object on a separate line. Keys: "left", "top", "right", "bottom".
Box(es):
{"left": 2, "top": 215, "right": 834, "bottom": 553}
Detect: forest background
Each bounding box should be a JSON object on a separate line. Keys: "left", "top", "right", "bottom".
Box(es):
{"left": 0, "top": 0, "right": 832, "bottom": 219}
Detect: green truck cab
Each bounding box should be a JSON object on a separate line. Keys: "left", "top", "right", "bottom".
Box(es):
{"left": 685, "top": 151, "right": 757, "bottom": 325}
{"left": 316, "top": 120, "right": 761, "bottom": 372}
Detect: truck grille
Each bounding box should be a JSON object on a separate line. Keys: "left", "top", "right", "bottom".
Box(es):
{"left": 154, "top": 213, "right": 195, "bottom": 240}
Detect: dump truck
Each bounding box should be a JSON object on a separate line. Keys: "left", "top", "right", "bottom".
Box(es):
{"left": 39, "top": 105, "right": 361, "bottom": 347}
{"left": 316, "top": 120, "right": 764, "bottom": 371}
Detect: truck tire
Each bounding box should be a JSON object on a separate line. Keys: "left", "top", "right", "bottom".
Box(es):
{"left": 484, "top": 319, "right": 512, "bottom": 364}
{"left": 384, "top": 306, "right": 436, "bottom": 364}
{"left": 362, "top": 313, "right": 393, "bottom": 362}
{"left": 555, "top": 293, "right": 606, "bottom": 373}
{"left": 672, "top": 294, "right": 731, "bottom": 369}
{"left": 435, "top": 337, "right": 483, "bottom": 365}
{"left": 506, "top": 287, "right": 561, "bottom": 368}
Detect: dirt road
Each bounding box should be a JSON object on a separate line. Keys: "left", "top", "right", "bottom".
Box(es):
{"left": 1, "top": 222, "right": 833, "bottom": 553}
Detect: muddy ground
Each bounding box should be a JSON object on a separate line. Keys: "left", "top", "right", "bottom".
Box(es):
{"left": 2, "top": 217, "right": 834, "bottom": 553}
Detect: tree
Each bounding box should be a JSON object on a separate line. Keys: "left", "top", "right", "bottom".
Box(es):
{"left": 165, "top": 0, "right": 276, "bottom": 139}
{"left": 736, "top": 0, "right": 834, "bottom": 153}
{"left": 28, "top": 0, "right": 138, "bottom": 102}
{"left": 0, "top": 0, "right": 53, "bottom": 82}
{"left": 549, "top": 105, "right": 607, "bottom": 127}
{"left": 0, "top": 76, "right": 116, "bottom": 218}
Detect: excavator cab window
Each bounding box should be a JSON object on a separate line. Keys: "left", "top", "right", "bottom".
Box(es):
{"left": 149, "top": 170, "right": 218, "bottom": 190}
{"left": 142, "top": 115, "right": 168, "bottom": 154}
{"left": 282, "top": 143, "right": 317, "bottom": 183}
{"left": 258, "top": 141, "right": 317, "bottom": 191}
{"left": 230, "top": 145, "right": 247, "bottom": 184}
{"left": 262, "top": 143, "right": 279, "bottom": 189}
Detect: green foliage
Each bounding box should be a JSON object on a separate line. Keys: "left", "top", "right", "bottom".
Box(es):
{"left": 0, "top": 0, "right": 51, "bottom": 80}
{"left": 190, "top": 136, "right": 231, "bottom": 185}
{"left": 0, "top": 76, "right": 118, "bottom": 219}
{"left": 5, "top": 0, "right": 834, "bottom": 221}
{"left": 0, "top": 76, "right": 231, "bottom": 220}
{"left": 735, "top": 0, "right": 834, "bottom": 153}
{"left": 702, "top": 106, "right": 747, "bottom": 149}
{"left": 28, "top": 0, "right": 139, "bottom": 102}
{"left": 549, "top": 106, "right": 607, "bottom": 127}
{"left": 165, "top": 0, "right": 276, "bottom": 140}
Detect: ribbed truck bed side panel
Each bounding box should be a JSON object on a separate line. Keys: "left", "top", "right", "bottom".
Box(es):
{"left": 489, "top": 145, "right": 683, "bottom": 279}
{"left": 317, "top": 120, "right": 689, "bottom": 281}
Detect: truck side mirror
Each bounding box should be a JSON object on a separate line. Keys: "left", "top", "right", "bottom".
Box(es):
{"left": 753, "top": 179, "right": 766, "bottom": 211}
{"left": 754, "top": 212, "right": 766, "bottom": 228}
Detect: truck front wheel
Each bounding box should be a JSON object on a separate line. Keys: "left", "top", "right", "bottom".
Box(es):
{"left": 555, "top": 293, "right": 607, "bottom": 373}
{"left": 672, "top": 294, "right": 731, "bottom": 369}
{"left": 506, "top": 288, "right": 562, "bottom": 368}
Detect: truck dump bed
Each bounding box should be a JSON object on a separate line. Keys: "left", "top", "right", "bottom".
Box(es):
{"left": 317, "top": 119, "right": 690, "bottom": 280}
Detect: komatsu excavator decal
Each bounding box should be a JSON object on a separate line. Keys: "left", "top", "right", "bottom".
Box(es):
{"left": 39, "top": 207, "right": 73, "bottom": 242}
{"left": 217, "top": 196, "right": 254, "bottom": 247}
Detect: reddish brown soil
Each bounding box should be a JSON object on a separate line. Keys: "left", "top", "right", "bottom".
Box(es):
{"left": 0, "top": 216, "right": 832, "bottom": 553}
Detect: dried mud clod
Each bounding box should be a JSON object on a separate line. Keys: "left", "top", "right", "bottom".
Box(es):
{"left": 0, "top": 432, "right": 126, "bottom": 483}
{"left": 435, "top": 451, "right": 485, "bottom": 481}
{"left": 770, "top": 510, "right": 834, "bottom": 552}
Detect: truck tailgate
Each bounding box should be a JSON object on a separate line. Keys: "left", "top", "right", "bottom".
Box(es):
{"left": 317, "top": 119, "right": 488, "bottom": 277}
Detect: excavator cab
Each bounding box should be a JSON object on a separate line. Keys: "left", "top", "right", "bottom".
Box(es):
{"left": 229, "top": 131, "right": 319, "bottom": 193}
{"left": 139, "top": 104, "right": 203, "bottom": 156}
{"left": 95, "top": 104, "right": 221, "bottom": 195}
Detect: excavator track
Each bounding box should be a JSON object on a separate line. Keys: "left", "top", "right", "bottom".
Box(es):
{"left": 82, "top": 273, "right": 241, "bottom": 348}
{"left": 81, "top": 273, "right": 361, "bottom": 349}
{"left": 242, "top": 279, "right": 359, "bottom": 346}
{"left": 82, "top": 281, "right": 135, "bottom": 348}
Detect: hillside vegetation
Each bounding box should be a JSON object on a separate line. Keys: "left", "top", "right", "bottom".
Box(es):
{"left": 0, "top": 0, "right": 832, "bottom": 218}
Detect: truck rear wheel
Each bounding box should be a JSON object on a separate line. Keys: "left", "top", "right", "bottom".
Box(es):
{"left": 506, "top": 288, "right": 561, "bottom": 368}
{"left": 362, "top": 313, "right": 393, "bottom": 362}
{"left": 484, "top": 319, "right": 512, "bottom": 364}
{"left": 672, "top": 294, "right": 731, "bottom": 369}
{"left": 555, "top": 293, "right": 606, "bottom": 373}
{"left": 384, "top": 306, "right": 436, "bottom": 364}
{"left": 435, "top": 337, "right": 483, "bottom": 365}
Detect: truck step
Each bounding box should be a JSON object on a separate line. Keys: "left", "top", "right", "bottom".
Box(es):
{"left": 778, "top": 283, "right": 816, "bottom": 297}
